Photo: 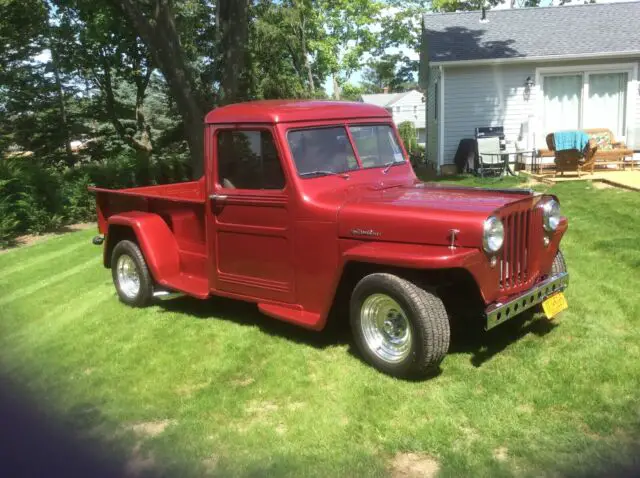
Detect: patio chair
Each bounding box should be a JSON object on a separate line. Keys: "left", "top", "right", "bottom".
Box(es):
{"left": 583, "top": 128, "right": 636, "bottom": 170}
{"left": 545, "top": 133, "right": 598, "bottom": 177}
{"left": 476, "top": 136, "right": 505, "bottom": 177}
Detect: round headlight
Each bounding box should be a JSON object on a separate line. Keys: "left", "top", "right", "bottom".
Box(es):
{"left": 483, "top": 216, "right": 504, "bottom": 253}
{"left": 542, "top": 199, "right": 561, "bottom": 232}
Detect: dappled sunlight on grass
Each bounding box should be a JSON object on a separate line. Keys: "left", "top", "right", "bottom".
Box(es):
{"left": 1, "top": 181, "right": 640, "bottom": 476}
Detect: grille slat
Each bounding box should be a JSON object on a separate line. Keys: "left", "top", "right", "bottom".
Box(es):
{"left": 499, "top": 208, "right": 534, "bottom": 292}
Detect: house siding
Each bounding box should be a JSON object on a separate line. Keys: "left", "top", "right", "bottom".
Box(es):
{"left": 425, "top": 66, "right": 440, "bottom": 164}
{"left": 635, "top": 60, "right": 640, "bottom": 149}
{"left": 443, "top": 63, "right": 536, "bottom": 164}
{"left": 440, "top": 57, "right": 640, "bottom": 164}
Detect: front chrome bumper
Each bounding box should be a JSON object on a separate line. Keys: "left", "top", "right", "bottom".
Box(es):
{"left": 485, "top": 272, "right": 569, "bottom": 330}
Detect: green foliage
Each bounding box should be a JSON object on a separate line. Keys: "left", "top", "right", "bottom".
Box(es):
{"left": 0, "top": 151, "right": 191, "bottom": 245}
{"left": 398, "top": 121, "right": 418, "bottom": 153}
{"left": 0, "top": 179, "right": 19, "bottom": 247}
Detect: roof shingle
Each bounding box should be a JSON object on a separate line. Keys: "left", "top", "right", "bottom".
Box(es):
{"left": 422, "top": 2, "right": 640, "bottom": 63}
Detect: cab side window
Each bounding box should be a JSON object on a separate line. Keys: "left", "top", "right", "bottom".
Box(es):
{"left": 217, "top": 130, "right": 286, "bottom": 190}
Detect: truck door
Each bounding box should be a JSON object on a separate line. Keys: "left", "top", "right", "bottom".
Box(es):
{"left": 206, "top": 125, "right": 294, "bottom": 303}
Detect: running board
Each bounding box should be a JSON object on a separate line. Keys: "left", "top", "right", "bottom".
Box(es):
{"left": 153, "top": 290, "right": 185, "bottom": 301}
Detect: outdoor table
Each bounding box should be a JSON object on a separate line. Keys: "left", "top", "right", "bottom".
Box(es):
{"left": 477, "top": 150, "right": 537, "bottom": 177}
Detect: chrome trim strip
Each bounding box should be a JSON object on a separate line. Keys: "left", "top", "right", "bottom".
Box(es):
{"left": 485, "top": 272, "right": 569, "bottom": 330}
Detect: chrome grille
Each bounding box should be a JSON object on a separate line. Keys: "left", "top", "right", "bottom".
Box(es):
{"left": 499, "top": 207, "right": 541, "bottom": 291}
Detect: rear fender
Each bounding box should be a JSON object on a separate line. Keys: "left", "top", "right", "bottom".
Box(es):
{"left": 105, "top": 211, "right": 180, "bottom": 282}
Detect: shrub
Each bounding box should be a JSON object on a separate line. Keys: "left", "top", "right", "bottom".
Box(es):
{"left": 0, "top": 180, "right": 19, "bottom": 247}
{"left": 398, "top": 121, "right": 418, "bottom": 154}
{"left": 0, "top": 149, "right": 193, "bottom": 247}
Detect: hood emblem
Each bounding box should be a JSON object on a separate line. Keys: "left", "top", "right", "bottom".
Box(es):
{"left": 351, "top": 228, "right": 382, "bottom": 238}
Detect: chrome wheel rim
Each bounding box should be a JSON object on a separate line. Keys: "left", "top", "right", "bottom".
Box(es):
{"left": 360, "top": 294, "right": 412, "bottom": 363}
{"left": 116, "top": 254, "right": 140, "bottom": 299}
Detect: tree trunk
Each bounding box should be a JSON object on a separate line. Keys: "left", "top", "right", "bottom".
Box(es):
{"left": 217, "top": 0, "right": 250, "bottom": 105}
{"left": 111, "top": 0, "right": 205, "bottom": 178}
{"left": 333, "top": 75, "right": 341, "bottom": 100}
{"left": 300, "top": 19, "right": 314, "bottom": 96}
{"left": 97, "top": 55, "right": 154, "bottom": 185}
{"left": 50, "top": 46, "right": 73, "bottom": 165}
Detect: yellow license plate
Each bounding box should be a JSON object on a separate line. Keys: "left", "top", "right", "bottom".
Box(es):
{"left": 542, "top": 292, "right": 568, "bottom": 319}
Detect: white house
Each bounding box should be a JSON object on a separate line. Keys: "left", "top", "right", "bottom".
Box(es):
{"left": 360, "top": 90, "right": 426, "bottom": 145}
{"left": 421, "top": 2, "right": 640, "bottom": 168}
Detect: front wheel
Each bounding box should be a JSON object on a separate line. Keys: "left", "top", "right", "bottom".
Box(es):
{"left": 350, "top": 273, "right": 451, "bottom": 378}
{"left": 111, "top": 240, "right": 154, "bottom": 307}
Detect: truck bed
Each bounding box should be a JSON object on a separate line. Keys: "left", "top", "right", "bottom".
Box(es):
{"left": 89, "top": 179, "right": 206, "bottom": 204}
{"left": 91, "top": 179, "right": 209, "bottom": 298}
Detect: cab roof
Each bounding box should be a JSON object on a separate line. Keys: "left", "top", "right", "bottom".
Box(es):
{"left": 204, "top": 100, "right": 391, "bottom": 124}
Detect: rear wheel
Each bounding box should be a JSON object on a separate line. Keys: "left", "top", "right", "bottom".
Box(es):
{"left": 111, "top": 240, "right": 153, "bottom": 307}
{"left": 350, "top": 273, "right": 450, "bottom": 378}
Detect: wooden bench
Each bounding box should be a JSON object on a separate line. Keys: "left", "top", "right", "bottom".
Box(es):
{"left": 584, "top": 128, "right": 637, "bottom": 170}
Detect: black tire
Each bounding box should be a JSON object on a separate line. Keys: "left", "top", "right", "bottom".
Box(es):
{"left": 111, "top": 240, "right": 153, "bottom": 307}
{"left": 350, "top": 273, "right": 450, "bottom": 378}
{"left": 551, "top": 249, "right": 567, "bottom": 275}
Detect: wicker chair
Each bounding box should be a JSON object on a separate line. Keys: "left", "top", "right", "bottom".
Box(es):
{"left": 583, "top": 128, "right": 636, "bottom": 170}
{"left": 545, "top": 133, "right": 598, "bottom": 177}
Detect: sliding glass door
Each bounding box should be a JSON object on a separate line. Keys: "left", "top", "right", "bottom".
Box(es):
{"left": 543, "top": 74, "right": 582, "bottom": 134}
{"left": 541, "top": 70, "right": 629, "bottom": 139}
{"left": 584, "top": 72, "right": 628, "bottom": 137}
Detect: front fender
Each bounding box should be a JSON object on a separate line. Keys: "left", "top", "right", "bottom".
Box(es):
{"left": 317, "top": 241, "right": 490, "bottom": 327}
{"left": 341, "top": 241, "right": 483, "bottom": 269}
{"left": 106, "top": 211, "right": 180, "bottom": 282}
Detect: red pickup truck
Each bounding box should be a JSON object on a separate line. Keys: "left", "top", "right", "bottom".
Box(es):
{"left": 91, "top": 100, "right": 568, "bottom": 378}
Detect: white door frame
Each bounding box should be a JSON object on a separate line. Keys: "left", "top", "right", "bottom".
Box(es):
{"left": 534, "top": 62, "right": 638, "bottom": 148}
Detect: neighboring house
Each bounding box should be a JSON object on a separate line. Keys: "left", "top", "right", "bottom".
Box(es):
{"left": 420, "top": 2, "right": 640, "bottom": 168}
{"left": 360, "top": 90, "right": 426, "bottom": 145}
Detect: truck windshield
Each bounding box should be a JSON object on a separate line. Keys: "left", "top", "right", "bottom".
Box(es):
{"left": 287, "top": 124, "right": 405, "bottom": 178}
{"left": 287, "top": 127, "right": 359, "bottom": 177}
{"left": 348, "top": 125, "right": 405, "bottom": 169}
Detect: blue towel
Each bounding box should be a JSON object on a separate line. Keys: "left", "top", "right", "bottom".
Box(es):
{"left": 554, "top": 130, "right": 589, "bottom": 153}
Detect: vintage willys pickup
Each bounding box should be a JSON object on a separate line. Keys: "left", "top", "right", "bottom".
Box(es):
{"left": 91, "top": 100, "right": 568, "bottom": 378}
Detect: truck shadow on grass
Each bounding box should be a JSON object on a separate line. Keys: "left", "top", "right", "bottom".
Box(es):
{"left": 158, "top": 297, "right": 558, "bottom": 372}
{"left": 448, "top": 313, "right": 558, "bottom": 367}
{"left": 157, "top": 296, "right": 353, "bottom": 349}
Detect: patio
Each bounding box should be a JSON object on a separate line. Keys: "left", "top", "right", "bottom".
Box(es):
{"left": 522, "top": 170, "right": 640, "bottom": 192}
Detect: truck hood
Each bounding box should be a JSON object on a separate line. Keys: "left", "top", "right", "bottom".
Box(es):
{"left": 338, "top": 182, "right": 536, "bottom": 248}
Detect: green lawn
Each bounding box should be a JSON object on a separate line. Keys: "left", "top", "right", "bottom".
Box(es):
{"left": 1, "top": 177, "right": 640, "bottom": 477}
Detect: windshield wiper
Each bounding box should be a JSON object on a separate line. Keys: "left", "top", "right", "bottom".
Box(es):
{"left": 300, "top": 170, "right": 349, "bottom": 178}
{"left": 382, "top": 160, "right": 402, "bottom": 174}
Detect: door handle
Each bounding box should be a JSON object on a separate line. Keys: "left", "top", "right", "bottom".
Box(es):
{"left": 209, "top": 193, "right": 228, "bottom": 202}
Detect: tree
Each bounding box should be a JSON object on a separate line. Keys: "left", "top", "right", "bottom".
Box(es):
{"left": 317, "top": 0, "right": 384, "bottom": 100}
{"left": 217, "top": 0, "right": 251, "bottom": 104}
{"left": 253, "top": 0, "right": 325, "bottom": 97}
{"left": 361, "top": 53, "right": 418, "bottom": 93}
{"left": 340, "top": 83, "right": 367, "bottom": 101}
{"left": 109, "top": 0, "right": 207, "bottom": 177}
{"left": 0, "top": 0, "right": 83, "bottom": 162}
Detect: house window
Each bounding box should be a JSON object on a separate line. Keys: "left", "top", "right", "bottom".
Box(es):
{"left": 542, "top": 70, "right": 628, "bottom": 138}
{"left": 217, "top": 130, "right": 285, "bottom": 190}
